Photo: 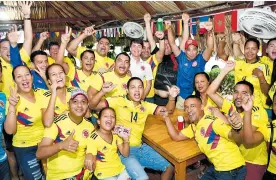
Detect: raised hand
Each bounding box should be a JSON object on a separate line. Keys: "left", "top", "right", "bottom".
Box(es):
{"left": 7, "top": 25, "right": 19, "bottom": 47}
{"left": 144, "top": 13, "right": 151, "bottom": 23}
{"left": 164, "top": 20, "right": 172, "bottom": 28}
{"left": 33, "top": 67, "right": 46, "bottom": 81}
{"left": 9, "top": 85, "right": 20, "bottom": 107}
{"left": 101, "top": 82, "right": 117, "bottom": 93}
{"left": 223, "top": 60, "right": 235, "bottom": 73}
{"left": 18, "top": 1, "right": 32, "bottom": 18}
{"left": 182, "top": 13, "right": 190, "bottom": 23}
{"left": 155, "top": 31, "right": 164, "bottom": 40}
{"left": 117, "top": 126, "right": 131, "bottom": 140}
{"left": 232, "top": 33, "right": 242, "bottom": 44}
{"left": 39, "top": 31, "right": 49, "bottom": 41}
{"left": 167, "top": 85, "right": 180, "bottom": 98}
{"left": 61, "top": 26, "right": 72, "bottom": 44}
{"left": 227, "top": 111, "right": 243, "bottom": 130}
{"left": 60, "top": 129, "right": 79, "bottom": 152}
{"left": 209, "top": 107, "right": 221, "bottom": 117}
{"left": 203, "top": 22, "right": 213, "bottom": 32}
{"left": 98, "top": 68, "right": 107, "bottom": 75}
{"left": 50, "top": 81, "right": 58, "bottom": 95}
{"left": 252, "top": 68, "right": 264, "bottom": 78}
{"left": 241, "top": 93, "right": 254, "bottom": 112}
{"left": 84, "top": 153, "right": 95, "bottom": 172}
{"left": 83, "top": 25, "right": 96, "bottom": 37}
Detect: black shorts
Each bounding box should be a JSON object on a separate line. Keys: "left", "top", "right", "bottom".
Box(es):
{"left": 2, "top": 129, "right": 13, "bottom": 152}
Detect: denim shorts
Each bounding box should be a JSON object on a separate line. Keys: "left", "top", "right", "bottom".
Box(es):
{"left": 120, "top": 143, "right": 171, "bottom": 180}
{"left": 201, "top": 165, "right": 246, "bottom": 180}
{"left": 13, "top": 145, "right": 45, "bottom": 180}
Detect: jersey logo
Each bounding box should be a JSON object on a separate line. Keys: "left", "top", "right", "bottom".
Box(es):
{"left": 141, "top": 65, "right": 145, "bottom": 71}
{"left": 82, "top": 129, "right": 89, "bottom": 138}
{"left": 65, "top": 130, "right": 71, "bottom": 135}
{"left": 17, "top": 112, "right": 33, "bottom": 126}
{"left": 192, "top": 61, "right": 198, "bottom": 67}
{"left": 184, "top": 63, "right": 188, "bottom": 66}
{"left": 96, "top": 151, "right": 105, "bottom": 162}
{"left": 55, "top": 125, "right": 65, "bottom": 143}
{"left": 140, "top": 106, "right": 145, "bottom": 112}
{"left": 102, "top": 146, "right": 107, "bottom": 151}
{"left": 204, "top": 122, "right": 220, "bottom": 149}
{"left": 0, "top": 100, "right": 4, "bottom": 108}
{"left": 55, "top": 106, "right": 60, "bottom": 110}
{"left": 122, "top": 83, "right": 127, "bottom": 90}
{"left": 200, "top": 127, "right": 205, "bottom": 136}
{"left": 105, "top": 62, "right": 109, "bottom": 68}
{"left": 123, "top": 106, "right": 128, "bottom": 109}
{"left": 24, "top": 107, "right": 29, "bottom": 112}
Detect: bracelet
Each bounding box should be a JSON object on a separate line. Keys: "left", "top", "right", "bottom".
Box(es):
{"left": 158, "top": 37, "right": 165, "bottom": 41}
{"left": 24, "top": 17, "right": 31, "bottom": 20}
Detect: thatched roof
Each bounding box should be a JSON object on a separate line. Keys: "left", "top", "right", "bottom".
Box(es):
{"left": 1, "top": 1, "right": 272, "bottom": 32}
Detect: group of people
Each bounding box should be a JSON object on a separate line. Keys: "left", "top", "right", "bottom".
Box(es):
{"left": 1, "top": 1, "right": 276, "bottom": 180}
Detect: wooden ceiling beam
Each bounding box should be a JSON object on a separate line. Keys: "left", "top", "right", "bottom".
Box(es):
{"left": 173, "top": 1, "right": 187, "bottom": 11}
{"left": 139, "top": 2, "right": 155, "bottom": 15}
{"left": 113, "top": 2, "right": 134, "bottom": 19}
{"left": 78, "top": 1, "right": 112, "bottom": 20}
{"left": 93, "top": 1, "right": 115, "bottom": 18}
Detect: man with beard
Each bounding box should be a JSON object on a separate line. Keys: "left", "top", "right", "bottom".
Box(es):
{"left": 207, "top": 61, "right": 269, "bottom": 180}
{"left": 67, "top": 25, "right": 114, "bottom": 74}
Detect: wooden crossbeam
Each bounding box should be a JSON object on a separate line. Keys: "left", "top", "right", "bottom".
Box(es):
{"left": 113, "top": 2, "right": 134, "bottom": 19}
{"left": 174, "top": 1, "right": 187, "bottom": 11}
{"left": 139, "top": 2, "right": 155, "bottom": 15}
{"left": 93, "top": 2, "right": 115, "bottom": 18}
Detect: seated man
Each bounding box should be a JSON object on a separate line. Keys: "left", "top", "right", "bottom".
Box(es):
{"left": 164, "top": 95, "right": 246, "bottom": 179}
{"left": 207, "top": 61, "right": 269, "bottom": 180}
{"left": 36, "top": 88, "right": 94, "bottom": 180}
{"left": 89, "top": 77, "right": 179, "bottom": 180}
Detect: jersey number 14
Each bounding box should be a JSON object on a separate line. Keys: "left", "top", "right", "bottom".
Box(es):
{"left": 130, "top": 112, "right": 138, "bottom": 122}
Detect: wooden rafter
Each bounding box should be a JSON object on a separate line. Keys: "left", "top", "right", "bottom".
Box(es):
{"left": 64, "top": 1, "right": 92, "bottom": 26}
{"left": 93, "top": 1, "right": 115, "bottom": 18}
{"left": 78, "top": 1, "right": 111, "bottom": 20}
{"left": 113, "top": 2, "right": 134, "bottom": 19}
{"left": 174, "top": 1, "right": 187, "bottom": 11}
{"left": 139, "top": 2, "right": 155, "bottom": 15}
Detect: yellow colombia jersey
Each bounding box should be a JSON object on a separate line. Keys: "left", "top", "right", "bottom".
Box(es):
{"left": 67, "top": 68, "right": 98, "bottom": 92}
{"left": 269, "top": 83, "right": 276, "bottom": 102}
{"left": 181, "top": 115, "right": 245, "bottom": 171}
{"left": 87, "top": 131, "right": 125, "bottom": 179}
{"left": 44, "top": 112, "right": 94, "bottom": 180}
{"left": 76, "top": 46, "right": 114, "bottom": 72}
{"left": 91, "top": 71, "right": 130, "bottom": 98}
{"left": 42, "top": 87, "right": 75, "bottom": 116}
{"left": 13, "top": 89, "right": 48, "bottom": 147}
{"left": 234, "top": 58, "right": 271, "bottom": 108}
{"left": 0, "top": 57, "right": 14, "bottom": 97}
{"left": 106, "top": 97, "right": 157, "bottom": 146}
{"left": 192, "top": 92, "right": 218, "bottom": 115}
{"left": 259, "top": 121, "right": 276, "bottom": 174}
{"left": 221, "top": 98, "right": 268, "bottom": 165}
{"left": 145, "top": 54, "right": 160, "bottom": 98}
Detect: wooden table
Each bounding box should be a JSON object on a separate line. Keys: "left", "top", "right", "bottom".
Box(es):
{"left": 143, "top": 109, "right": 205, "bottom": 180}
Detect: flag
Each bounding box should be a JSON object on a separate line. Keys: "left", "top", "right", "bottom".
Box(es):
{"left": 151, "top": 21, "right": 156, "bottom": 35}
{"left": 36, "top": 32, "right": 40, "bottom": 38}
{"left": 231, "top": 9, "right": 245, "bottom": 32}
{"left": 50, "top": 32, "right": 55, "bottom": 38}
{"left": 55, "top": 32, "right": 60, "bottom": 37}
{"left": 214, "top": 13, "right": 225, "bottom": 33}
{"left": 103, "top": 29, "right": 107, "bottom": 37}
{"left": 176, "top": 19, "right": 183, "bottom": 36}
{"left": 116, "top": 27, "right": 120, "bottom": 37}
{"left": 199, "top": 16, "right": 209, "bottom": 34}
{"left": 189, "top": 18, "right": 197, "bottom": 35}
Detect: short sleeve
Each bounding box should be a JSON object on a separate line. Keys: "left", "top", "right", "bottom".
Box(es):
{"left": 144, "top": 63, "right": 153, "bottom": 81}
{"left": 175, "top": 50, "right": 186, "bottom": 63}
{"left": 144, "top": 102, "right": 158, "bottom": 115}
{"left": 86, "top": 138, "right": 98, "bottom": 155}
{"left": 251, "top": 107, "right": 268, "bottom": 128}
{"left": 180, "top": 124, "right": 195, "bottom": 139}
{"left": 19, "top": 48, "right": 32, "bottom": 69}
{"left": 44, "top": 124, "right": 58, "bottom": 140}
{"left": 197, "top": 54, "right": 207, "bottom": 68}
{"left": 220, "top": 98, "right": 235, "bottom": 115}
{"left": 76, "top": 46, "right": 87, "bottom": 60}
{"left": 90, "top": 74, "right": 104, "bottom": 92}
{"left": 66, "top": 66, "right": 76, "bottom": 81}
{"left": 213, "top": 118, "right": 232, "bottom": 140}
{"left": 40, "top": 90, "right": 51, "bottom": 109}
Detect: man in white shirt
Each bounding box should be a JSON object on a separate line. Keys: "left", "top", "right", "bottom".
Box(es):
{"left": 129, "top": 39, "right": 153, "bottom": 101}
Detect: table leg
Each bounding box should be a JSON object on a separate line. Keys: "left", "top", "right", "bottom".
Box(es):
{"left": 175, "top": 161, "right": 186, "bottom": 180}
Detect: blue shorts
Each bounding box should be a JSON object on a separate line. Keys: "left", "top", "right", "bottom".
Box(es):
{"left": 0, "top": 159, "right": 11, "bottom": 180}
{"left": 13, "top": 145, "right": 45, "bottom": 180}
{"left": 120, "top": 143, "right": 171, "bottom": 180}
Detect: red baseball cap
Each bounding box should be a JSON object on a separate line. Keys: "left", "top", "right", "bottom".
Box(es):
{"left": 185, "top": 39, "right": 198, "bottom": 50}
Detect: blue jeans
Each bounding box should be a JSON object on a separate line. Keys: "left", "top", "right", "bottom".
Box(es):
{"left": 120, "top": 143, "right": 171, "bottom": 180}
{"left": 14, "top": 145, "right": 45, "bottom": 180}
{"left": 0, "top": 159, "right": 11, "bottom": 180}
{"left": 201, "top": 165, "right": 246, "bottom": 180}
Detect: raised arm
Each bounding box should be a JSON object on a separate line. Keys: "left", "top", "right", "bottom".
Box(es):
{"left": 217, "top": 34, "right": 228, "bottom": 61}
{"left": 180, "top": 13, "right": 190, "bottom": 51}
{"left": 32, "top": 32, "right": 49, "bottom": 52}
{"left": 207, "top": 61, "right": 235, "bottom": 108}
{"left": 117, "top": 132, "right": 130, "bottom": 157}
{"left": 42, "top": 83, "right": 57, "bottom": 127}
{"left": 144, "top": 13, "right": 156, "bottom": 52}
{"left": 8, "top": 25, "right": 24, "bottom": 68}
{"left": 232, "top": 33, "right": 244, "bottom": 58}
{"left": 19, "top": 1, "right": 33, "bottom": 55}
{"left": 165, "top": 21, "right": 181, "bottom": 57}
{"left": 155, "top": 31, "right": 165, "bottom": 63}
{"left": 67, "top": 25, "right": 96, "bottom": 57}
{"left": 56, "top": 26, "right": 72, "bottom": 74}
{"left": 202, "top": 22, "right": 214, "bottom": 61}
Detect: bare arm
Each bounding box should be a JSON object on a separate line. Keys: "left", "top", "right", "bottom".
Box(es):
{"left": 164, "top": 116, "right": 188, "bottom": 141}
{"left": 144, "top": 13, "right": 156, "bottom": 51}
{"left": 143, "top": 80, "right": 152, "bottom": 99}
{"left": 117, "top": 136, "right": 130, "bottom": 157}
{"left": 166, "top": 21, "right": 181, "bottom": 57}
{"left": 180, "top": 13, "right": 190, "bottom": 51}
{"left": 202, "top": 24, "right": 214, "bottom": 61}
{"left": 155, "top": 32, "right": 165, "bottom": 63}
{"left": 32, "top": 32, "right": 48, "bottom": 52}
{"left": 217, "top": 35, "right": 228, "bottom": 61}
{"left": 36, "top": 138, "right": 61, "bottom": 160}
{"left": 232, "top": 33, "right": 244, "bottom": 58}
{"left": 20, "top": 1, "right": 33, "bottom": 55}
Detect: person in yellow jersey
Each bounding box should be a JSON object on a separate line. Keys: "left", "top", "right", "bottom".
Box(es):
{"left": 42, "top": 64, "right": 76, "bottom": 127}
{"left": 89, "top": 77, "right": 179, "bottom": 180}
{"left": 207, "top": 61, "right": 269, "bottom": 180}
{"left": 55, "top": 26, "right": 97, "bottom": 91}
{"left": 5, "top": 65, "right": 47, "bottom": 179}
{"left": 84, "top": 107, "right": 130, "bottom": 180}
{"left": 193, "top": 72, "right": 217, "bottom": 114}
{"left": 242, "top": 92, "right": 276, "bottom": 179}
{"left": 88, "top": 52, "right": 130, "bottom": 106}
{"left": 36, "top": 88, "right": 94, "bottom": 180}
{"left": 67, "top": 25, "right": 114, "bottom": 74}
{"left": 164, "top": 95, "right": 246, "bottom": 179}
{"left": 233, "top": 38, "right": 271, "bottom": 112}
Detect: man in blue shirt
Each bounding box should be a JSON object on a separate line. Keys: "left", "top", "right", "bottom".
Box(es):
{"left": 166, "top": 13, "right": 214, "bottom": 109}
